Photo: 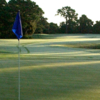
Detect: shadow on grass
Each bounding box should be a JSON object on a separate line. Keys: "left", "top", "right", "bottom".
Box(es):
{"left": 32, "top": 34, "right": 69, "bottom": 39}
{"left": 0, "top": 51, "right": 13, "bottom": 54}
{"left": 64, "top": 43, "right": 100, "bottom": 49}
{"left": 23, "top": 46, "right": 30, "bottom": 53}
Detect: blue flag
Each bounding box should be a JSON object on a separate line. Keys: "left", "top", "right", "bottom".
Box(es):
{"left": 12, "top": 11, "right": 23, "bottom": 40}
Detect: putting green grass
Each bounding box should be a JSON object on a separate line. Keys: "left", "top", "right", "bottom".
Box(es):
{"left": 0, "top": 34, "right": 100, "bottom": 100}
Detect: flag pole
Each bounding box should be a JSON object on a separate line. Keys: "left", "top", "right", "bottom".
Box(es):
{"left": 12, "top": 10, "right": 23, "bottom": 100}
{"left": 18, "top": 39, "right": 20, "bottom": 100}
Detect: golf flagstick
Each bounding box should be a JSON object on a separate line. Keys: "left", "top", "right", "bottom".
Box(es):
{"left": 18, "top": 40, "right": 20, "bottom": 100}
{"left": 12, "top": 10, "right": 23, "bottom": 100}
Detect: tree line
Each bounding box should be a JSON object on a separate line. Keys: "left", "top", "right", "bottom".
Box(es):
{"left": 0, "top": 0, "right": 100, "bottom": 39}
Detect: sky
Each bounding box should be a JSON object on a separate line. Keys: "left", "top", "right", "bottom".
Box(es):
{"left": 6, "top": 0, "right": 100, "bottom": 25}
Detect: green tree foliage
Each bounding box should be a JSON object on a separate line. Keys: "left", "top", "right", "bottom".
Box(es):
{"left": 93, "top": 21, "right": 100, "bottom": 33}
{"left": 59, "top": 22, "right": 66, "bottom": 33}
{"left": 56, "top": 6, "right": 78, "bottom": 33}
{"left": 78, "top": 15, "right": 93, "bottom": 33}
{"left": 35, "top": 19, "right": 59, "bottom": 34}
{"left": 1, "top": 3, "right": 100, "bottom": 38}
{"left": 35, "top": 17, "right": 49, "bottom": 34}
{"left": 0, "top": 0, "right": 10, "bottom": 38}
{"left": 8, "top": 0, "right": 44, "bottom": 37}
{"left": 0, "top": 0, "right": 44, "bottom": 38}
{"left": 49, "top": 23, "right": 59, "bottom": 34}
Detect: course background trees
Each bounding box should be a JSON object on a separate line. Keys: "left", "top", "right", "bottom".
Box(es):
{"left": 8, "top": 0, "right": 44, "bottom": 38}
{"left": 1, "top": 2, "right": 100, "bottom": 38}
{"left": 56, "top": 6, "right": 78, "bottom": 33}
{"left": 0, "top": 0, "right": 11, "bottom": 38}
{"left": 93, "top": 21, "right": 100, "bottom": 33}
{"left": 59, "top": 22, "right": 66, "bottom": 33}
{"left": 49, "top": 23, "right": 59, "bottom": 34}
{"left": 78, "top": 15, "right": 93, "bottom": 33}
{"left": 35, "top": 17, "right": 49, "bottom": 34}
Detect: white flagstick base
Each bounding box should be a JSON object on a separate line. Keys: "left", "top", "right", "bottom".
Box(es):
{"left": 18, "top": 40, "right": 20, "bottom": 100}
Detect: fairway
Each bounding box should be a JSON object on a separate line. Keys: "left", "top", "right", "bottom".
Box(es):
{"left": 0, "top": 34, "right": 100, "bottom": 100}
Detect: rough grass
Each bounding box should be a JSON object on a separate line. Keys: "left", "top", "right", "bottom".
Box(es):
{"left": 1, "top": 34, "right": 100, "bottom": 100}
